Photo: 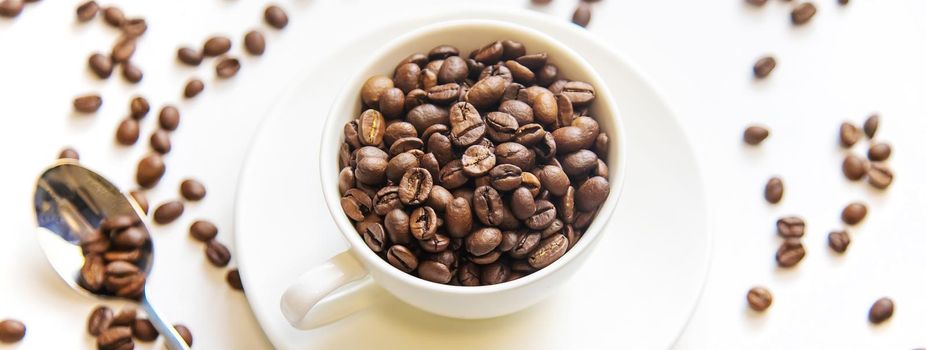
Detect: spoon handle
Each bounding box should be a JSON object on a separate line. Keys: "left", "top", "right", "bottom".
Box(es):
{"left": 142, "top": 294, "right": 191, "bottom": 350}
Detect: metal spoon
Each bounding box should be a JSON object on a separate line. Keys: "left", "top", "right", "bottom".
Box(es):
{"left": 33, "top": 161, "right": 190, "bottom": 350}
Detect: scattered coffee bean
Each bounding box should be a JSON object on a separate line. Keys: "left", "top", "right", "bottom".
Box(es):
{"left": 863, "top": 114, "right": 879, "bottom": 138}
{"left": 158, "top": 105, "right": 180, "bottom": 131}
{"left": 87, "top": 306, "right": 113, "bottom": 336}
{"left": 764, "top": 177, "right": 784, "bottom": 204}
{"left": 867, "top": 143, "right": 891, "bottom": 161}
{"left": 0, "top": 0, "right": 23, "bottom": 18}
{"left": 120, "top": 61, "right": 143, "bottom": 83}
{"left": 129, "top": 96, "right": 149, "bottom": 119}
{"left": 216, "top": 57, "right": 241, "bottom": 78}
{"left": 149, "top": 129, "right": 171, "bottom": 154}
{"left": 839, "top": 122, "right": 861, "bottom": 148}
{"left": 153, "top": 200, "right": 184, "bottom": 224}
{"left": 838, "top": 0, "right": 849, "bottom": 4}
{"left": 842, "top": 154, "right": 868, "bottom": 181}
{"left": 572, "top": 2, "right": 592, "bottom": 28}
{"left": 74, "top": 94, "right": 102, "bottom": 113}
{"left": 746, "top": 0, "right": 767, "bottom": 6}
{"left": 180, "top": 179, "right": 206, "bottom": 201}
{"left": 776, "top": 238, "right": 805, "bottom": 268}
{"left": 101, "top": 6, "right": 124, "bottom": 27}
{"left": 89, "top": 53, "right": 114, "bottom": 79}
{"left": 131, "top": 318, "right": 158, "bottom": 342}
{"left": 531, "top": 0, "right": 552, "bottom": 4}
{"left": 776, "top": 216, "right": 805, "bottom": 238}
{"left": 183, "top": 78, "right": 204, "bottom": 98}
{"left": 203, "top": 36, "right": 231, "bottom": 57}
{"left": 227, "top": 269, "right": 244, "bottom": 291}
{"left": 264, "top": 5, "right": 288, "bottom": 29}
{"left": 791, "top": 2, "right": 817, "bottom": 25}
{"left": 115, "top": 118, "right": 140, "bottom": 145}
{"left": 244, "top": 30, "right": 266, "bottom": 55}
{"left": 76, "top": 1, "right": 99, "bottom": 22}
{"left": 753, "top": 56, "right": 776, "bottom": 79}
{"left": 96, "top": 326, "right": 132, "bottom": 350}
{"left": 111, "top": 37, "right": 136, "bottom": 63}
{"left": 743, "top": 125, "right": 769, "bottom": 145}
{"left": 129, "top": 190, "right": 148, "bottom": 214}
{"left": 746, "top": 287, "right": 772, "bottom": 311}
{"left": 828, "top": 230, "right": 850, "bottom": 253}
{"left": 867, "top": 163, "right": 893, "bottom": 189}
{"left": 189, "top": 220, "right": 218, "bottom": 242}
{"left": 173, "top": 324, "right": 193, "bottom": 346}
{"left": 841, "top": 202, "right": 867, "bottom": 225}
{"left": 177, "top": 47, "right": 203, "bottom": 66}
{"left": 868, "top": 297, "right": 894, "bottom": 324}
{"left": 121, "top": 18, "right": 147, "bottom": 37}
{"left": 59, "top": 147, "right": 80, "bottom": 160}
{"left": 205, "top": 239, "right": 231, "bottom": 267}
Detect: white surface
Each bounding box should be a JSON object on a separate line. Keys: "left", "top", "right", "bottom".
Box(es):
{"left": 234, "top": 9, "right": 708, "bottom": 349}
{"left": 1, "top": 0, "right": 924, "bottom": 349}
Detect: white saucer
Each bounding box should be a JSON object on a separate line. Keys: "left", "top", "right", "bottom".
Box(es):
{"left": 234, "top": 7, "right": 712, "bottom": 350}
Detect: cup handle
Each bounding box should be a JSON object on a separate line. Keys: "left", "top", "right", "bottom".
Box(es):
{"left": 280, "top": 250, "right": 378, "bottom": 329}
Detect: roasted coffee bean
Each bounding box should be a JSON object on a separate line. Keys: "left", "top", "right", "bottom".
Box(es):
{"left": 484, "top": 111, "right": 518, "bottom": 143}
{"left": 264, "top": 5, "right": 288, "bottom": 29}
{"left": 776, "top": 238, "right": 805, "bottom": 268}
{"left": 387, "top": 245, "right": 418, "bottom": 272}
{"left": 555, "top": 94, "right": 574, "bottom": 128}
{"left": 189, "top": 220, "right": 218, "bottom": 242}
{"left": 74, "top": 94, "right": 102, "bottom": 113}
{"left": 498, "top": 230, "right": 520, "bottom": 252}
{"left": 358, "top": 109, "right": 385, "bottom": 146}
{"left": 129, "top": 190, "right": 148, "bottom": 214}
{"left": 419, "top": 68, "right": 437, "bottom": 91}
{"left": 183, "top": 78, "right": 204, "bottom": 98}
{"left": 102, "top": 249, "right": 141, "bottom": 263}
{"left": 561, "top": 81, "right": 595, "bottom": 107}
{"left": 573, "top": 210, "right": 594, "bottom": 229}
{"left": 101, "top": 6, "right": 124, "bottom": 27}
{"left": 121, "top": 18, "right": 147, "bottom": 37}
{"left": 418, "top": 261, "right": 452, "bottom": 283}
{"left": 828, "top": 230, "right": 850, "bottom": 253}
{"left": 399, "top": 168, "right": 432, "bottom": 205}
{"left": 791, "top": 2, "right": 817, "bottom": 25}
{"left": 79, "top": 254, "right": 106, "bottom": 292}
{"left": 868, "top": 143, "right": 891, "bottom": 161}
{"left": 538, "top": 165, "right": 570, "bottom": 196}
{"left": 488, "top": 164, "right": 522, "bottom": 191}
{"left": 111, "top": 307, "right": 136, "bottom": 327}
{"left": 562, "top": 150, "right": 598, "bottom": 176}
{"left": 136, "top": 154, "right": 165, "bottom": 188}
{"left": 174, "top": 324, "right": 193, "bottom": 346}
{"left": 526, "top": 200, "right": 557, "bottom": 230}
{"left": 841, "top": 202, "right": 867, "bottom": 225}
{"left": 559, "top": 187, "right": 577, "bottom": 224}
{"left": 355, "top": 156, "right": 388, "bottom": 185}
{"left": 466, "top": 228, "right": 502, "bottom": 256}
{"left": 120, "top": 61, "right": 143, "bottom": 83}
{"left": 410, "top": 206, "right": 438, "bottom": 240}
{"left": 438, "top": 56, "right": 468, "bottom": 84}
{"left": 115, "top": 118, "right": 140, "bottom": 145}
{"left": 112, "top": 227, "right": 147, "bottom": 249}
{"left": 225, "top": 269, "right": 244, "bottom": 291}
{"left": 753, "top": 56, "right": 776, "bottom": 79}
{"left": 59, "top": 147, "right": 80, "bottom": 160}
{"left": 89, "top": 53, "right": 114, "bottom": 79}
{"left": 499, "top": 100, "right": 534, "bottom": 126}
{"left": 863, "top": 114, "right": 879, "bottom": 139}
{"left": 472, "top": 41, "right": 504, "bottom": 64}
{"left": 506, "top": 60, "right": 535, "bottom": 85}
{"left": 572, "top": 2, "right": 592, "bottom": 27}
{"left": 377, "top": 88, "right": 405, "bottom": 118}
{"left": 205, "top": 239, "right": 232, "bottom": 267}
{"left": 373, "top": 186, "right": 402, "bottom": 215}
{"left": 520, "top": 171, "right": 542, "bottom": 197}
{"left": 130, "top": 96, "right": 149, "bottom": 119}
{"left": 839, "top": 122, "right": 861, "bottom": 148}
{"left": 394, "top": 63, "right": 421, "bottom": 93}
{"left": 481, "top": 261, "right": 510, "bottom": 285}
{"left": 384, "top": 209, "right": 412, "bottom": 244}
{"left": 178, "top": 178, "right": 207, "bottom": 201}
{"left": 462, "top": 145, "right": 496, "bottom": 176}
{"left": 449, "top": 102, "right": 485, "bottom": 146}
{"left": 511, "top": 187, "right": 537, "bottom": 220}
{"left": 776, "top": 216, "right": 805, "bottom": 238}
{"left": 216, "top": 57, "right": 241, "bottom": 78}
{"left": 501, "top": 40, "right": 526, "bottom": 60}
{"left": 426, "top": 185, "right": 453, "bottom": 212}
{"left": 407, "top": 103, "right": 449, "bottom": 132}
{"left": 428, "top": 45, "right": 459, "bottom": 60}
{"left": 87, "top": 306, "right": 114, "bottom": 336}
{"left": 868, "top": 297, "right": 894, "bottom": 324}
{"left": 153, "top": 200, "right": 184, "bottom": 224}
{"left": 446, "top": 197, "right": 473, "bottom": 238}
{"left": 520, "top": 87, "right": 557, "bottom": 125}
{"left": 529, "top": 234, "right": 568, "bottom": 268}
{"left": 576, "top": 176, "right": 609, "bottom": 212}
{"left": 96, "top": 326, "right": 132, "bottom": 350}
{"left": 427, "top": 83, "right": 462, "bottom": 105}
{"left": 764, "top": 177, "right": 784, "bottom": 204}
{"left": 842, "top": 154, "right": 868, "bottom": 181}
{"left": 111, "top": 37, "right": 136, "bottom": 63}
{"left": 867, "top": 163, "right": 893, "bottom": 189}
{"left": 132, "top": 319, "right": 158, "bottom": 341}
{"left": 465, "top": 76, "right": 507, "bottom": 109}
{"left": 388, "top": 137, "right": 423, "bottom": 157}
{"left": 76, "top": 1, "right": 99, "bottom": 22}
{"left": 177, "top": 47, "right": 203, "bottom": 66}
{"left": 400, "top": 53, "right": 428, "bottom": 68}
{"left": 360, "top": 222, "right": 387, "bottom": 252}
{"left": 159, "top": 105, "right": 180, "bottom": 131}
{"left": 341, "top": 188, "right": 372, "bottom": 221}
{"left": 474, "top": 186, "right": 504, "bottom": 226}
{"left": 458, "top": 262, "right": 481, "bottom": 286}
{"left": 101, "top": 215, "right": 139, "bottom": 232}
{"left": 747, "top": 287, "right": 773, "bottom": 312}
{"left": 361, "top": 75, "right": 394, "bottom": 107}
{"left": 745, "top": 0, "right": 767, "bottom": 6}
{"left": 513, "top": 123, "right": 545, "bottom": 146}
{"left": 495, "top": 142, "right": 535, "bottom": 171}
{"left": 148, "top": 129, "right": 171, "bottom": 154}
{"left": 744, "top": 126, "right": 769, "bottom": 145}
{"left": 426, "top": 59, "right": 444, "bottom": 73}
{"left": 384, "top": 121, "right": 417, "bottom": 146}
{"left": 244, "top": 30, "right": 266, "bottom": 55}
{"left": 469, "top": 250, "right": 502, "bottom": 265}
{"left": 515, "top": 53, "right": 547, "bottom": 72}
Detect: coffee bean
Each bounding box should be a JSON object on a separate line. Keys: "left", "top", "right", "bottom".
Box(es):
{"left": 101, "top": 6, "right": 124, "bottom": 27}
{"left": 776, "top": 216, "right": 805, "bottom": 238}
{"left": 753, "top": 56, "right": 776, "bottom": 79}
{"left": 562, "top": 150, "right": 598, "bottom": 176}
{"left": 418, "top": 261, "right": 452, "bottom": 283}
{"left": 357, "top": 109, "right": 386, "bottom": 146}
{"left": 121, "top": 18, "right": 147, "bottom": 37}
{"left": 407, "top": 103, "right": 449, "bottom": 132}
{"left": 97, "top": 326, "right": 132, "bottom": 350}
{"left": 841, "top": 202, "right": 867, "bottom": 225}
{"left": 177, "top": 47, "right": 203, "bottom": 66}
{"left": 115, "top": 118, "right": 140, "bottom": 146}
{"left": 205, "top": 239, "right": 232, "bottom": 267}
{"left": 76, "top": 1, "right": 99, "bottom": 22}
{"left": 746, "top": 287, "right": 773, "bottom": 312}
{"left": 526, "top": 200, "right": 557, "bottom": 230}
{"left": 180, "top": 179, "right": 206, "bottom": 201}
{"left": 131, "top": 318, "right": 158, "bottom": 341}
{"left": 384, "top": 122, "right": 416, "bottom": 147}
{"left": 828, "top": 230, "right": 850, "bottom": 253}
{"left": 385, "top": 209, "right": 412, "bottom": 244}
{"left": 244, "top": 30, "right": 266, "bottom": 55}
{"left": 119, "top": 61, "right": 143, "bottom": 83}
{"left": 264, "top": 5, "right": 288, "bottom": 29}
{"left": 438, "top": 56, "right": 469, "bottom": 84}
{"left": 863, "top": 114, "right": 879, "bottom": 138}
{"left": 791, "top": 2, "right": 817, "bottom": 25}
{"left": 394, "top": 62, "right": 421, "bottom": 94}
{"left": 398, "top": 168, "right": 432, "bottom": 205}
{"left": 158, "top": 105, "right": 180, "bottom": 131}
{"left": 576, "top": 176, "right": 609, "bottom": 212}
{"left": 189, "top": 220, "right": 218, "bottom": 242}
{"left": 410, "top": 206, "right": 438, "bottom": 240}
{"left": 79, "top": 254, "right": 106, "bottom": 292}
{"left": 572, "top": 2, "right": 592, "bottom": 27}
{"left": 868, "top": 297, "right": 894, "bottom": 324}
{"left": 112, "top": 226, "right": 148, "bottom": 249}
{"left": 445, "top": 197, "right": 473, "bottom": 238}
{"left": 867, "top": 163, "right": 893, "bottom": 189}
{"left": 216, "top": 57, "right": 241, "bottom": 78}
{"left": 361, "top": 75, "right": 394, "bottom": 107}
{"left": 746, "top": 0, "right": 767, "bottom": 6}
{"left": 448, "top": 102, "right": 486, "bottom": 146}
{"left": 88, "top": 53, "right": 113, "bottom": 79}
{"left": 173, "top": 324, "right": 193, "bottom": 346}
{"left": 462, "top": 145, "right": 496, "bottom": 176}
{"left": 466, "top": 228, "right": 502, "bottom": 256}
{"left": 111, "top": 37, "right": 135, "bottom": 63}
{"left": 129, "top": 96, "right": 149, "bottom": 119}
{"left": 776, "top": 238, "right": 805, "bottom": 268}
{"left": 129, "top": 190, "right": 148, "bottom": 214}
{"left": 74, "top": 94, "right": 102, "bottom": 113}
{"left": 838, "top": 0, "right": 849, "bottom": 5}
{"left": 465, "top": 76, "right": 507, "bottom": 109}
{"left": 839, "top": 122, "right": 861, "bottom": 148}
{"left": 473, "top": 186, "right": 504, "bottom": 226}
{"left": 87, "top": 306, "right": 114, "bottom": 336}
{"left": 428, "top": 45, "right": 459, "bottom": 60}
{"left": 183, "top": 78, "right": 204, "bottom": 98}
{"left": 842, "top": 154, "right": 868, "bottom": 181}
{"left": 379, "top": 88, "right": 406, "bottom": 118}
{"left": 203, "top": 36, "right": 231, "bottom": 57}
{"left": 360, "top": 222, "right": 387, "bottom": 252}
{"left": 136, "top": 154, "right": 165, "bottom": 188}
{"left": 150, "top": 129, "right": 171, "bottom": 154}
{"left": 111, "top": 307, "right": 136, "bottom": 327}
{"left": 529, "top": 234, "right": 568, "bottom": 269}
{"left": 481, "top": 261, "right": 510, "bottom": 285}
{"left": 764, "top": 177, "right": 784, "bottom": 204}
{"left": 487, "top": 164, "right": 521, "bottom": 191}
{"left": 341, "top": 188, "right": 372, "bottom": 221}
{"left": 743, "top": 125, "right": 769, "bottom": 145}
{"left": 59, "top": 147, "right": 80, "bottom": 160}
{"left": 101, "top": 215, "right": 139, "bottom": 232}
{"left": 472, "top": 41, "right": 504, "bottom": 65}
{"left": 867, "top": 143, "right": 891, "bottom": 161}
{"left": 387, "top": 245, "right": 418, "bottom": 273}
{"left": 153, "top": 200, "right": 184, "bottom": 224}
{"left": 458, "top": 262, "right": 481, "bottom": 286}
{"left": 225, "top": 269, "right": 244, "bottom": 291}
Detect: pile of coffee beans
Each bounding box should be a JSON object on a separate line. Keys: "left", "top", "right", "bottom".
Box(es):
{"left": 339, "top": 40, "right": 612, "bottom": 286}
{"left": 86, "top": 305, "right": 193, "bottom": 348}
{"left": 78, "top": 215, "right": 151, "bottom": 300}
{"left": 840, "top": 115, "right": 893, "bottom": 190}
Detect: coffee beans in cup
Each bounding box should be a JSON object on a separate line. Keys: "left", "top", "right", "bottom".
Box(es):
{"left": 338, "top": 40, "right": 612, "bottom": 285}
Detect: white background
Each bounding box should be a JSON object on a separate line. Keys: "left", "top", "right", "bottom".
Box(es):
{"left": 1, "top": 0, "right": 925, "bottom": 349}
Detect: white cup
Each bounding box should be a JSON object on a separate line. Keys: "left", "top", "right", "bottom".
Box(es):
{"left": 280, "top": 19, "right": 626, "bottom": 330}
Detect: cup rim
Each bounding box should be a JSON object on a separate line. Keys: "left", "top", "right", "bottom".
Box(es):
{"left": 319, "top": 18, "right": 627, "bottom": 295}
